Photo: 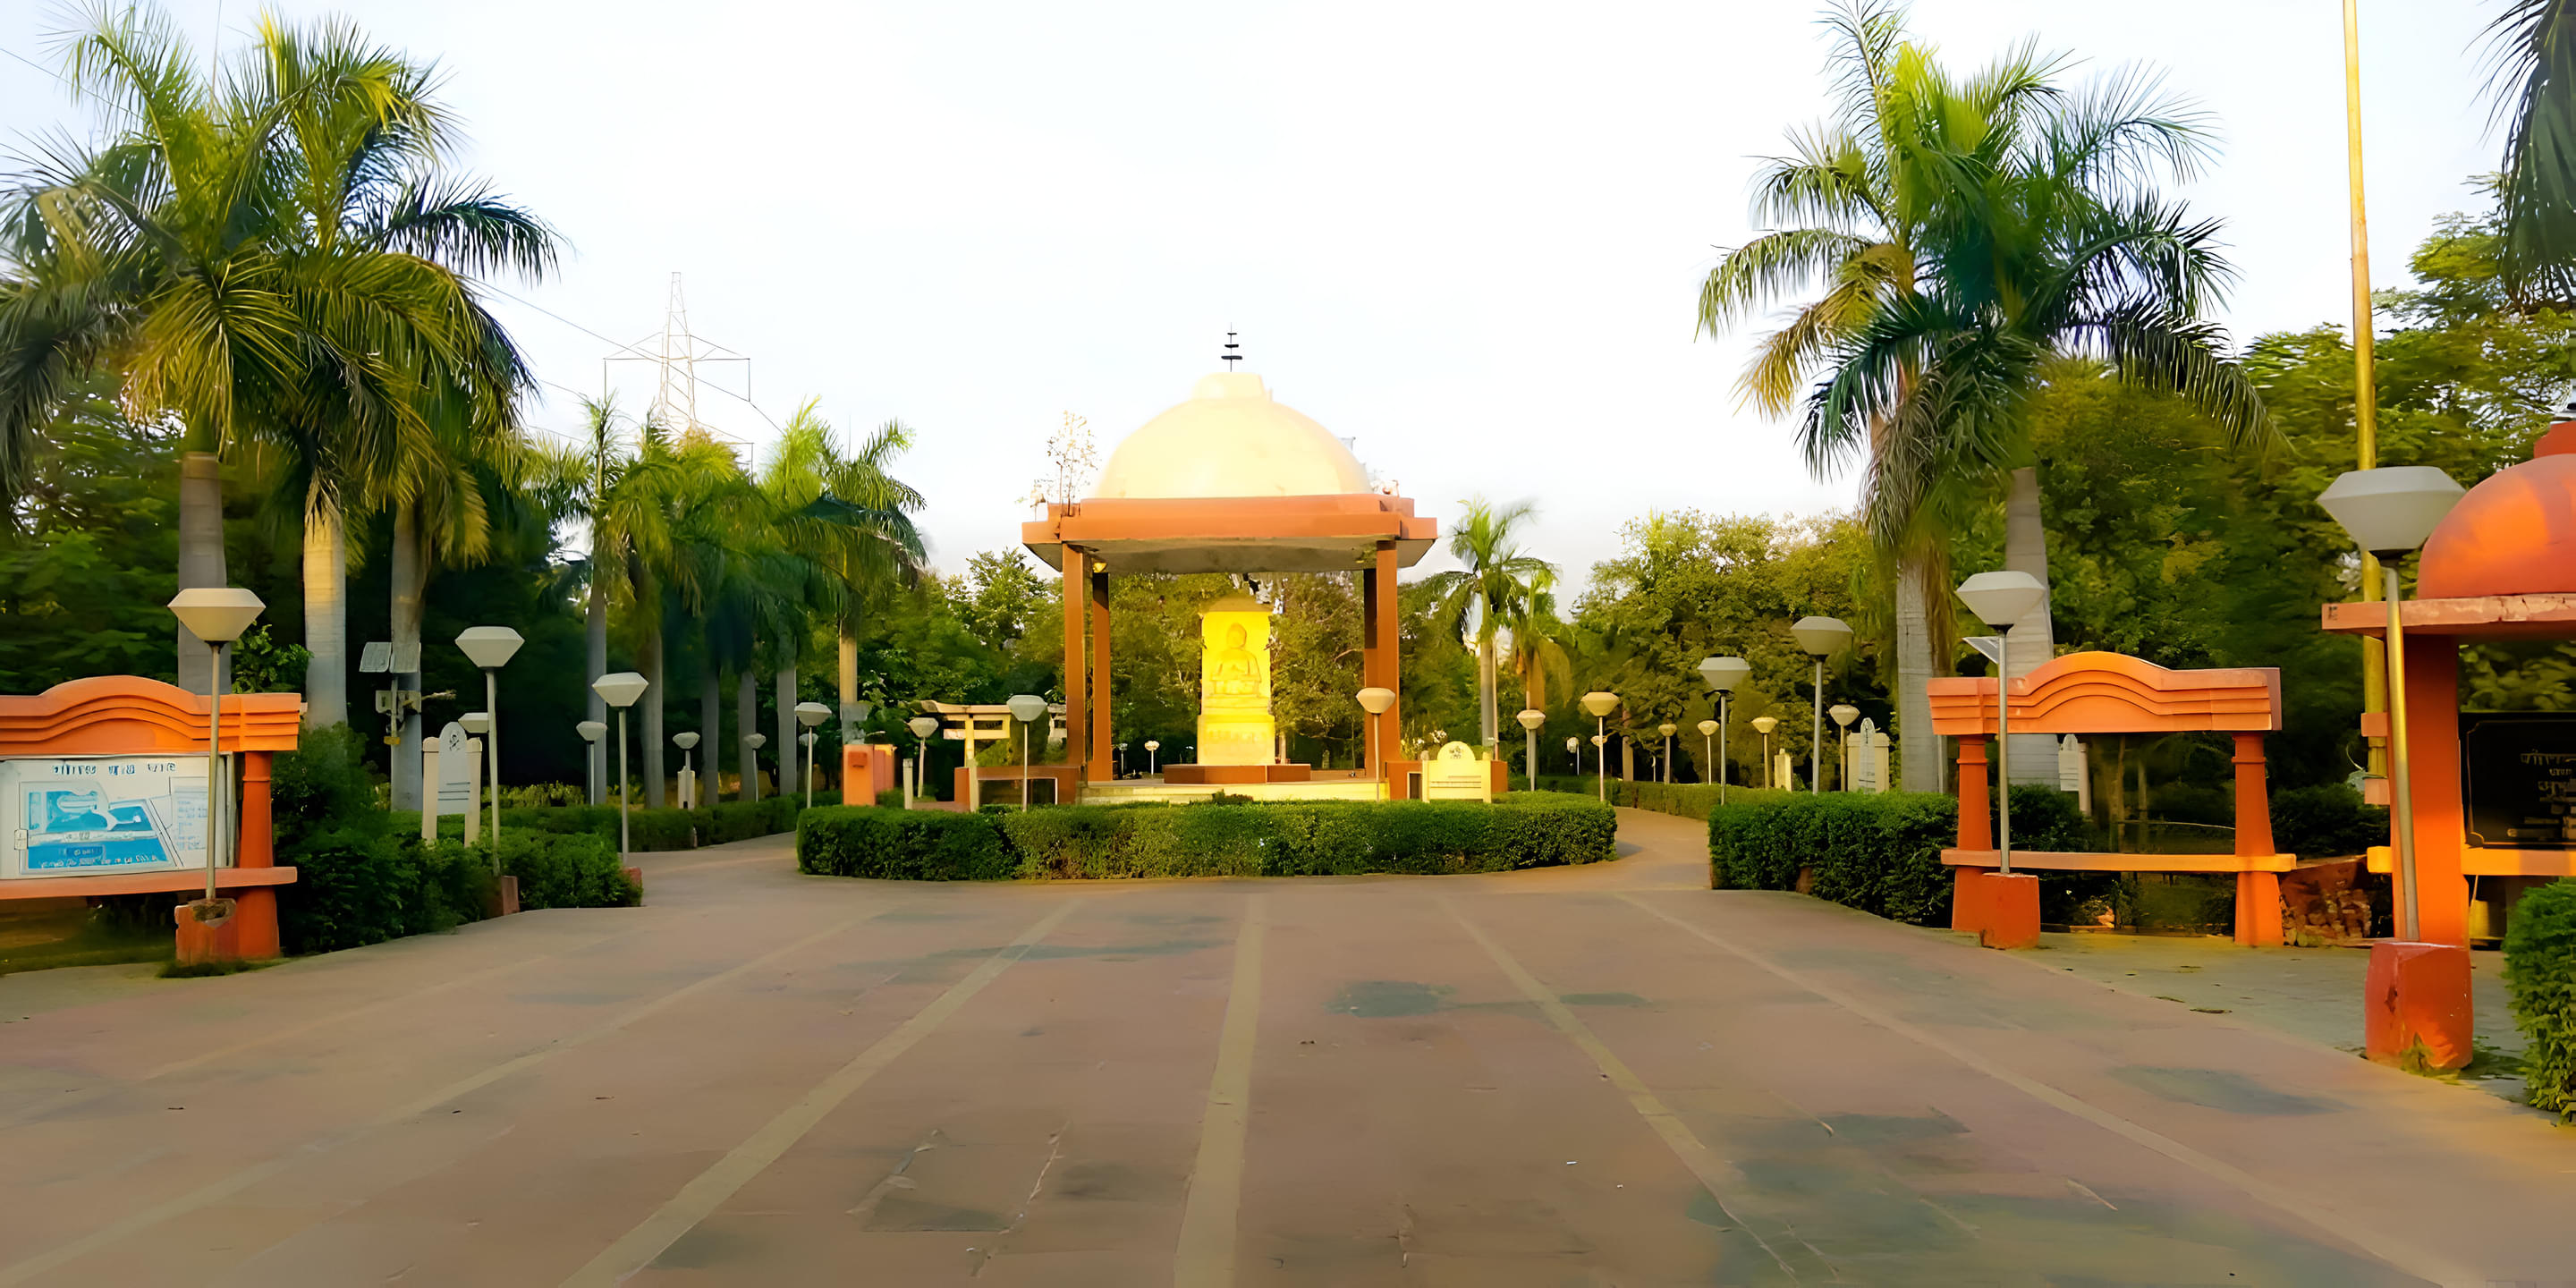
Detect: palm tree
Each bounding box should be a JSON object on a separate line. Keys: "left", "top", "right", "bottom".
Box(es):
{"left": 1419, "top": 497, "right": 1554, "bottom": 753}
{"left": 2487, "top": 0, "right": 2576, "bottom": 278}
{"left": 1699, "top": 0, "right": 2051, "bottom": 790}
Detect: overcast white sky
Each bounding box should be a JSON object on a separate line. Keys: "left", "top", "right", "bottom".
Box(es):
{"left": 0, "top": 1, "right": 2506, "bottom": 589}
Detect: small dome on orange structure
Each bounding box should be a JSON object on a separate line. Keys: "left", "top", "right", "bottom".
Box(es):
{"left": 2415, "top": 419, "right": 2576, "bottom": 599}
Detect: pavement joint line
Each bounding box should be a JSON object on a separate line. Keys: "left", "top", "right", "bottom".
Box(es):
{"left": 558, "top": 896, "right": 1088, "bottom": 1287}
{"left": 0, "top": 904, "right": 899, "bottom": 1288}
{"left": 1439, "top": 897, "right": 1819, "bottom": 1283}
{"left": 1615, "top": 892, "right": 2487, "bottom": 1288}
{"left": 1172, "top": 894, "right": 1267, "bottom": 1288}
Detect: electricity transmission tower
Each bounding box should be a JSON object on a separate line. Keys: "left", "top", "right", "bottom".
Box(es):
{"left": 603, "top": 272, "right": 751, "bottom": 449}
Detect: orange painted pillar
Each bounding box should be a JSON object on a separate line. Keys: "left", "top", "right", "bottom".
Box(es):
{"left": 1089, "top": 561, "right": 1112, "bottom": 782}
{"left": 2232, "top": 733, "right": 2282, "bottom": 947}
{"left": 1951, "top": 738, "right": 1992, "bottom": 933}
{"left": 1374, "top": 541, "right": 1402, "bottom": 766}
{"left": 1361, "top": 555, "right": 1384, "bottom": 775}
{"left": 1061, "top": 547, "right": 1086, "bottom": 779}
{"left": 2402, "top": 639, "right": 2470, "bottom": 946}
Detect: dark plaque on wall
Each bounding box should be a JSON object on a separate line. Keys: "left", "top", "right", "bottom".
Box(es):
{"left": 2462, "top": 712, "right": 2576, "bottom": 849}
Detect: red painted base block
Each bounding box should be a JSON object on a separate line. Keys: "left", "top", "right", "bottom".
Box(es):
{"left": 2364, "top": 941, "right": 2474, "bottom": 1071}
{"left": 1951, "top": 868, "right": 1989, "bottom": 936}
{"left": 1978, "top": 873, "right": 2042, "bottom": 950}
{"left": 492, "top": 875, "right": 521, "bottom": 919}
{"left": 173, "top": 889, "right": 280, "bottom": 964}
{"left": 624, "top": 866, "right": 643, "bottom": 899}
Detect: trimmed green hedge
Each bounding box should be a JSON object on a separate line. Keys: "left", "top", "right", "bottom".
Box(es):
{"left": 797, "top": 793, "right": 1616, "bottom": 881}
{"left": 2505, "top": 881, "right": 2576, "bottom": 1119}
{"left": 398, "top": 793, "right": 837, "bottom": 853}
{"left": 1707, "top": 785, "right": 2092, "bottom": 927}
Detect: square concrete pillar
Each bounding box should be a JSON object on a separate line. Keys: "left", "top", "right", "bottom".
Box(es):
{"left": 2364, "top": 941, "right": 2473, "bottom": 1071}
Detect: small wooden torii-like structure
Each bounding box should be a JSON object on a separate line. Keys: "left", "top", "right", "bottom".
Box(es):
{"left": 1928, "top": 652, "right": 2290, "bottom": 948}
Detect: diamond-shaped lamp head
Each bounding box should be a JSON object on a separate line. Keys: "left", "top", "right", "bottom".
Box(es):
{"left": 1829, "top": 703, "right": 1859, "bottom": 728}
{"left": 908, "top": 716, "right": 941, "bottom": 740}
{"left": 2318, "top": 466, "right": 2466, "bottom": 558}
{"left": 748, "top": 733, "right": 767, "bottom": 750}
{"left": 576, "top": 720, "right": 606, "bottom": 742}
{"left": 167, "top": 587, "right": 265, "bottom": 645}
{"left": 1954, "top": 571, "right": 2047, "bottom": 631}
{"left": 1698, "top": 719, "right": 1720, "bottom": 736}
{"left": 1751, "top": 716, "right": 1778, "bottom": 734}
{"left": 796, "top": 700, "right": 833, "bottom": 728}
{"left": 1516, "top": 708, "right": 1546, "bottom": 731}
{"left": 674, "top": 732, "right": 699, "bottom": 750}
{"left": 1004, "top": 694, "right": 1049, "bottom": 724}
{"left": 847, "top": 699, "right": 875, "bottom": 724}
{"left": 1565, "top": 736, "right": 1580, "bottom": 751}
{"left": 1145, "top": 739, "right": 1161, "bottom": 751}
{"left": 1355, "top": 687, "right": 1397, "bottom": 715}
{"left": 459, "top": 711, "right": 492, "bottom": 734}
{"left": 1698, "top": 655, "right": 1751, "bottom": 692}
{"left": 1579, "top": 691, "right": 1621, "bottom": 718}
{"left": 590, "top": 671, "right": 648, "bottom": 709}
{"left": 454, "top": 625, "right": 524, "bottom": 669}
{"left": 1789, "top": 616, "right": 1853, "bottom": 657}
{"left": 1658, "top": 722, "right": 1678, "bottom": 737}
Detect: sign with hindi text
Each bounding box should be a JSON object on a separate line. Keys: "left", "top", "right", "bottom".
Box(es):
{"left": 1, "top": 755, "right": 212, "bottom": 878}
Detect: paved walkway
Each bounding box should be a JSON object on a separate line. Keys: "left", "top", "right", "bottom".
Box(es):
{"left": 0, "top": 809, "right": 2569, "bottom": 1286}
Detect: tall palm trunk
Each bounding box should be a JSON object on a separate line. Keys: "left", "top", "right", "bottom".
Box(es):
{"left": 390, "top": 503, "right": 427, "bottom": 810}
{"left": 585, "top": 572, "right": 606, "bottom": 805}
{"left": 1476, "top": 614, "right": 1499, "bottom": 751}
{"left": 775, "top": 659, "right": 798, "bottom": 800}
{"left": 2002, "top": 466, "right": 2058, "bottom": 785}
{"left": 301, "top": 496, "right": 348, "bottom": 726}
{"left": 838, "top": 630, "right": 860, "bottom": 746}
{"left": 699, "top": 650, "right": 722, "bottom": 804}
{"left": 737, "top": 667, "right": 760, "bottom": 802}
{"left": 1894, "top": 555, "right": 1939, "bottom": 792}
{"left": 175, "top": 452, "right": 225, "bottom": 692}
{"left": 640, "top": 595, "right": 666, "bottom": 809}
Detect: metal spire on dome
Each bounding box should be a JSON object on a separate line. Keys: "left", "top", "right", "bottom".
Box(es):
{"left": 1221, "top": 330, "right": 1242, "bottom": 370}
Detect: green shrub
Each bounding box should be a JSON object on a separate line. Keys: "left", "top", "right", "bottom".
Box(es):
{"left": 2271, "top": 783, "right": 2388, "bottom": 860}
{"left": 797, "top": 794, "right": 1614, "bottom": 882}
{"left": 284, "top": 827, "right": 494, "bottom": 953}
{"left": 496, "top": 831, "right": 642, "bottom": 909}
{"left": 2505, "top": 881, "right": 2576, "bottom": 1119}
{"left": 1709, "top": 791, "right": 1957, "bottom": 924}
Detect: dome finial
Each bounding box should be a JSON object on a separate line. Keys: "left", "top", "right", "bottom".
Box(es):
{"left": 1221, "top": 330, "right": 1242, "bottom": 371}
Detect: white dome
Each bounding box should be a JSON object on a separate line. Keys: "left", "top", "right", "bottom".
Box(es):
{"left": 1089, "top": 372, "right": 1371, "bottom": 500}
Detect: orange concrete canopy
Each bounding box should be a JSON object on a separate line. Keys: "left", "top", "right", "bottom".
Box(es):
{"left": 1927, "top": 650, "right": 2283, "bottom": 736}
{"left": 2416, "top": 422, "right": 2576, "bottom": 599}
{"left": 0, "top": 674, "right": 304, "bottom": 755}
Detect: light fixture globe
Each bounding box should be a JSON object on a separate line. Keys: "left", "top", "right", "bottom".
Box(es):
{"left": 1751, "top": 716, "right": 1778, "bottom": 735}
{"left": 1355, "top": 687, "right": 1396, "bottom": 715}
{"left": 907, "top": 716, "right": 941, "bottom": 740}
{"left": 1589, "top": 733, "right": 1606, "bottom": 747}
{"left": 1954, "top": 571, "right": 2046, "bottom": 630}
{"left": 459, "top": 711, "right": 492, "bottom": 734}
{"left": 1698, "top": 656, "right": 1751, "bottom": 692}
{"left": 1789, "top": 616, "right": 1853, "bottom": 657}
{"left": 576, "top": 720, "right": 606, "bottom": 743}
{"left": 795, "top": 700, "right": 833, "bottom": 729}
{"left": 454, "top": 625, "right": 524, "bottom": 669}
{"left": 166, "top": 587, "right": 266, "bottom": 645}
{"left": 1564, "top": 736, "right": 1580, "bottom": 752}
{"left": 747, "top": 733, "right": 767, "bottom": 750}
{"left": 1004, "top": 694, "right": 1049, "bottom": 724}
{"left": 2318, "top": 465, "right": 2467, "bottom": 557}
{"left": 1145, "top": 739, "right": 1161, "bottom": 751}
{"left": 674, "top": 732, "right": 699, "bottom": 750}
{"left": 1829, "top": 703, "right": 1859, "bottom": 729}
{"left": 1657, "top": 722, "right": 1677, "bottom": 737}
{"left": 1579, "top": 691, "right": 1621, "bottom": 718}
{"left": 846, "top": 699, "right": 876, "bottom": 724}
{"left": 1697, "top": 719, "right": 1720, "bottom": 737}
{"left": 591, "top": 672, "right": 648, "bottom": 709}
{"left": 1515, "top": 708, "right": 1546, "bottom": 732}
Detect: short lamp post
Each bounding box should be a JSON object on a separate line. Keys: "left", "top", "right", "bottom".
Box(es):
{"left": 1790, "top": 617, "right": 1852, "bottom": 795}
{"left": 1144, "top": 739, "right": 1162, "bottom": 775}
{"left": 1657, "top": 722, "right": 1677, "bottom": 784}
{"left": 454, "top": 626, "right": 523, "bottom": 851}
{"left": 674, "top": 732, "right": 699, "bottom": 809}
{"left": 166, "top": 588, "right": 265, "bottom": 911}
{"left": 1580, "top": 692, "right": 1620, "bottom": 801}
{"left": 592, "top": 673, "right": 649, "bottom": 858}
{"left": 1564, "top": 735, "right": 1580, "bottom": 775}
{"left": 2319, "top": 466, "right": 2466, "bottom": 943}
{"left": 907, "top": 715, "right": 940, "bottom": 807}
{"left": 460, "top": 711, "right": 495, "bottom": 862}
{"left": 1516, "top": 709, "right": 1546, "bottom": 786}
{"left": 744, "top": 731, "right": 769, "bottom": 804}
{"left": 1698, "top": 656, "right": 1750, "bottom": 804}
{"left": 794, "top": 701, "right": 831, "bottom": 809}
{"left": 1356, "top": 688, "right": 1395, "bottom": 779}
{"left": 1956, "top": 572, "right": 2048, "bottom": 875}
{"left": 1751, "top": 716, "right": 1778, "bottom": 788}
{"left": 1829, "top": 703, "right": 1859, "bottom": 792}
{"left": 1006, "top": 694, "right": 1049, "bottom": 810}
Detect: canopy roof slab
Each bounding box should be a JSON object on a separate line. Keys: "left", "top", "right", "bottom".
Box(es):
{"left": 1023, "top": 494, "right": 1435, "bottom": 574}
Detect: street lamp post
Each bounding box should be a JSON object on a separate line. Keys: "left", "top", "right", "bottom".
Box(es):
{"left": 794, "top": 701, "right": 831, "bottom": 809}
{"left": 1516, "top": 709, "right": 1545, "bottom": 787}
{"left": 1697, "top": 720, "right": 1719, "bottom": 790}
{"left": 1145, "top": 739, "right": 1161, "bottom": 775}
{"left": 166, "top": 589, "right": 265, "bottom": 912}
{"left": 1580, "top": 692, "right": 1620, "bottom": 802}
{"left": 1005, "top": 694, "right": 1049, "bottom": 810}
{"left": 461, "top": 711, "right": 494, "bottom": 860}
{"left": 1790, "top": 617, "right": 1852, "bottom": 795}
{"left": 592, "top": 672, "right": 649, "bottom": 860}
{"left": 1356, "top": 688, "right": 1395, "bottom": 781}
{"left": 454, "top": 627, "right": 523, "bottom": 852}
{"left": 674, "top": 732, "right": 699, "bottom": 809}
{"left": 2318, "top": 466, "right": 2466, "bottom": 943}
{"left": 1698, "top": 656, "right": 1750, "bottom": 805}
{"left": 1751, "top": 716, "right": 1778, "bottom": 788}
{"left": 1956, "top": 572, "right": 2047, "bottom": 875}
{"left": 907, "top": 715, "right": 939, "bottom": 808}
{"left": 1657, "top": 723, "right": 1677, "bottom": 784}
{"left": 1829, "top": 703, "right": 1859, "bottom": 792}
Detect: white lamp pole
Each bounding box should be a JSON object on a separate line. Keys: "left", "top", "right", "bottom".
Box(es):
{"left": 795, "top": 701, "right": 831, "bottom": 809}
{"left": 907, "top": 715, "right": 940, "bottom": 808}
{"left": 674, "top": 731, "right": 699, "bottom": 809}
{"left": 2319, "top": 466, "right": 2466, "bottom": 942}
{"left": 1516, "top": 708, "right": 1545, "bottom": 786}
{"left": 1697, "top": 719, "right": 1719, "bottom": 791}
{"left": 1790, "top": 617, "right": 1852, "bottom": 795}
{"left": 1580, "top": 692, "right": 1620, "bottom": 802}
{"left": 1005, "top": 695, "right": 1049, "bottom": 809}
{"left": 592, "top": 673, "right": 649, "bottom": 859}
{"left": 1657, "top": 723, "right": 1677, "bottom": 784}
{"left": 1956, "top": 572, "right": 2047, "bottom": 875}
{"left": 1145, "top": 739, "right": 1161, "bottom": 775}
{"left": 167, "top": 589, "right": 265, "bottom": 908}
{"left": 455, "top": 627, "right": 523, "bottom": 852}
{"left": 1564, "top": 735, "right": 1580, "bottom": 775}
{"left": 1752, "top": 716, "right": 1778, "bottom": 788}
{"left": 1699, "top": 656, "right": 1750, "bottom": 805}
{"left": 460, "top": 710, "right": 494, "bottom": 862}
{"left": 1355, "top": 688, "right": 1395, "bottom": 783}
{"left": 1829, "top": 703, "right": 1859, "bottom": 792}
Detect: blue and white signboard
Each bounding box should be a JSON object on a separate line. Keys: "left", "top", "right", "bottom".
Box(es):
{"left": 2, "top": 756, "right": 212, "bottom": 879}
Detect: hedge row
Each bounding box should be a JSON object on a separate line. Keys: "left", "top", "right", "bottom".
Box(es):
{"left": 398, "top": 793, "right": 837, "bottom": 853}
{"left": 1707, "top": 785, "right": 2090, "bottom": 926}
{"left": 797, "top": 793, "right": 1617, "bottom": 881}
{"left": 2506, "top": 881, "right": 2576, "bottom": 1120}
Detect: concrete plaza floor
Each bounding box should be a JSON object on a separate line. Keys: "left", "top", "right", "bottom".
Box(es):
{"left": 0, "top": 809, "right": 2570, "bottom": 1286}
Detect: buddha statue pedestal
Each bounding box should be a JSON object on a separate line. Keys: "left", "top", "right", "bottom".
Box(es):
{"left": 1165, "top": 591, "right": 1312, "bottom": 785}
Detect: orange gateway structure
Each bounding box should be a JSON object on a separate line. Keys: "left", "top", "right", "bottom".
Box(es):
{"left": 1022, "top": 368, "right": 1436, "bottom": 791}
{"left": 1928, "top": 652, "right": 2290, "bottom": 949}
{"left": 0, "top": 676, "right": 303, "bottom": 962}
